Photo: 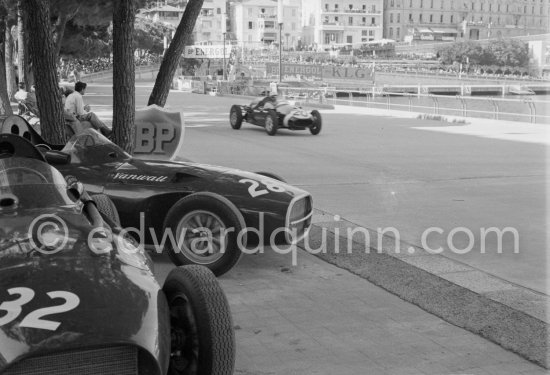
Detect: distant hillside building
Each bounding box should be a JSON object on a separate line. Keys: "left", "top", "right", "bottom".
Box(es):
{"left": 139, "top": 1, "right": 227, "bottom": 45}
{"left": 230, "top": 0, "right": 301, "bottom": 49}
{"left": 301, "top": 0, "right": 384, "bottom": 50}
{"left": 384, "top": 0, "right": 550, "bottom": 43}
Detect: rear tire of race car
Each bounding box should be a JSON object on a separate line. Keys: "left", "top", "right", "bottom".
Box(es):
{"left": 91, "top": 194, "right": 121, "bottom": 227}
{"left": 164, "top": 193, "right": 246, "bottom": 277}
{"left": 164, "top": 265, "right": 235, "bottom": 375}
{"left": 265, "top": 110, "right": 278, "bottom": 136}
{"left": 229, "top": 105, "right": 243, "bottom": 130}
{"left": 309, "top": 110, "right": 322, "bottom": 135}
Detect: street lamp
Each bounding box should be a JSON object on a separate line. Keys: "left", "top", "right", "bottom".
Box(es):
{"left": 222, "top": 13, "right": 227, "bottom": 80}
{"left": 278, "top": 0, "right": 283, "bottom": 83}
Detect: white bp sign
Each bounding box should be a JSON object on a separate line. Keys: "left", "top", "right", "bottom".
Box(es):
{"left": 183, "top": 45, "right": 233, "bottom": 59}
{"left": 133, "top": 105, "right": 185, "bottom": 161}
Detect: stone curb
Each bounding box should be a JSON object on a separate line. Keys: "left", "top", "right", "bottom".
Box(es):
{"left": 298, "top": 210, "right": 549, "bottom": 368}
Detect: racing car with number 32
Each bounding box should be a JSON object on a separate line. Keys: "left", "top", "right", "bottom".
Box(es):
{"left": 1, "top": 118, "right": 314, "bottom": 277}
{"left": 229, "top": 96, "right": 322, "bottom": 136}
{"left": 0, "top": 134, "right": 235, "bottom": 375}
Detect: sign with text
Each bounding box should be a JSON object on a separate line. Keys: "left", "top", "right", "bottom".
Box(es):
{"left": 133, "top": 105, "right": 185, "bottom": 161}
{"left": 266, "top": 63, "right": 374, "bottom": 81}
{"left": 183, "top": 45, "right": 233, "bottom": 59}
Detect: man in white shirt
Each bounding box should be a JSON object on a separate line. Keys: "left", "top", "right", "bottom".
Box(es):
{"left": 65, "top": 81, "right": 112, "bottom": 137}
{"left": 14, "top": 82, "right": 27, "bottom": 101}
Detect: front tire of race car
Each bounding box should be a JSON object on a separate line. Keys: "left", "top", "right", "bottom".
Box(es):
{"left": 229, "top": 105, "right": 243, "bottom": 130}
{"left": 265, "top": 110, "right": 278, "bottom": 136}
{"left": 164, "top": 265, "right": 235, "bottom": 375}
{"left": 309, "top": 110, "right": 322, "bottom": 135}
{"left": 164, "top": 193, "right": 246, "bottom": 277}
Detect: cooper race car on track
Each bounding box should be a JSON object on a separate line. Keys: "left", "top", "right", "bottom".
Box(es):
{"left": 229, "top": 96, "right": 322, "bottom": 136}
{"left": 1, "top": 117, "right": 313, "bottom": 277}
{"left": 0, "top": 134, "right": 235, "bottom": 375}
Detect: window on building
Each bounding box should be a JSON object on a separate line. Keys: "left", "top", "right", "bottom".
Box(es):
{"left": 363, "top": 4, "right": 366, "bottom": 10}
{"left": 349, "top": 4, "right": 353, "bottom": 10}
{"left": 506, "top": 5, "right": 509, "bottom": 12}
{"left": 248, "top": 21, "right": 253, "bottom": 29}
{"left": 430, "top": 14, "right": 433, "bottom": 22}
{"left": 524, "top": 5, "right": 527, "bottom": 13}
{"left": 261, "top": 8, "right": 265, "bottom": 13}
{"left": 369, "top": 30, "right": 374, "bottom": 36}
{"left": 440, "top": 14, "right": 443, "bottom": 22}
{"left": 347, "top": 35, "right": 352, "bottom": 43}
{"left": 471, "top": 2, "right": 474, "bottom": 10}
{"left": 362, "top": 17, "right": 366, "bottom": 23}
{"left": 440, "top": 0, "right": 443, "bottom": 8}
{"left": 420, "top": 0, "right": 423, "bottom": 8}
{"left": 410, "top": 0, "right": 412, "bottom": 7}
{"left": 335, "top": 4, "right": 338, "bottom": 10}
{"left": 419, "top": 13, "right": 423, "bottom": 22}
{"left": 390, "top": 13, "right": 394, "bottom": 22}
{"left": 349, "top": 16, "right": 353, "bottom": 24}
{"left": 389, "top": 27, "right": 394, "bottom": 36}
{"left": 397, "top": 13, "right": 400, "bottom": 22}
{"left": 450, "top": 15, "right": 453, "bottom": 23}
{"left": 362, "top": 30, "right": 368, "bottom": 36}
{"left": 498, "top": 4, "right": 500, "bottom": 11}
{"left": 430, "top": 0, "right": 433, "bottom": 8}
{"left": 217, "top": 8, "right": 221, "bottom": 14}
{"left": 372, "top": 5, "right": 376, "bottom": 12}
{"left": 409, "top": 13, "right": 413, "bottom": 21}
{"left": 335, "top": 16, "right": 339, "bottom": 22}
{"left": 325, "top": 3, "right": 329, "bottom": 10}
{"left": 372, "top": 17, "right": 375, "bottom": 24}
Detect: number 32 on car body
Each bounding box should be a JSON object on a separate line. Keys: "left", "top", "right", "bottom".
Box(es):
{"left": 239, "top": 178, "right": 285, "bottom": 198}
{"left": 0, "top": 287, "right": 80, "bottom": 331}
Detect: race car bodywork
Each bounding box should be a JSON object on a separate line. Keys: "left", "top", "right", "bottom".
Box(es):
{"left": 0, "top": 137, "right": 235, "bottom": 375}
{"left": 0, "top": 119, "right": 313, "bottom": 276}
{"left": 230, "top": 96, "right": 322, "bottom": 136}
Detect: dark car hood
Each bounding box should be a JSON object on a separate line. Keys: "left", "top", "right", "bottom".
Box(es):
{"left": 0, "top": 208, "right": 168, "bottom": 372}
{"left": 129, "top": 159, "right": 308, "bottom": 201}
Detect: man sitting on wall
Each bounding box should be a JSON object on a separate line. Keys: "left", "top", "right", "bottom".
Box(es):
{"left": 64, "top": 81, "right": 112, "bottom": 138}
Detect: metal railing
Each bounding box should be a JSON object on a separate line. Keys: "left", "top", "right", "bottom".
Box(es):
{"left": 275, "top": 86, "right": 549, "bottom": 124}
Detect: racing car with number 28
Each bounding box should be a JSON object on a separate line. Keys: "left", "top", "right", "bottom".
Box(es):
{"left": 0, "top": 134, "right": 235, "bottom": 375}
{"left": 1, "top": 117, "right": 314, "bottom": 277}
{"left": 229, "top": 95, "right": 322, "bottom": 136}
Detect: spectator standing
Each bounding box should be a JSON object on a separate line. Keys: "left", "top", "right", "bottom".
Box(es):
{"left": 14, "top": 82, "right": 28, "bottom": 101}
{"left": 65, "top": 81, "right": 112, "bottom": 137}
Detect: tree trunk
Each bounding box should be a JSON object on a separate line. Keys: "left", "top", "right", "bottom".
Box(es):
{"left": 17, "top": 2, "right": 29, "bottom": 87}
{"left": 147, "top": 0, "right": 204, "bottom": 107}
{"left": 21, "top": 0, "right": 65, "bottom": 144}
{"left": 112, "top": 0, "right": 136, "bottom": 154}
{"left": 0, "top": 14, "right": 13, "bottom": 116}
{"left": 5, "top": 23, "right": 16, "bottom": 98}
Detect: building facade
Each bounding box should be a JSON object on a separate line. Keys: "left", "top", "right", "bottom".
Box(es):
{"left": 230, "top": 0, "right": 302, "bottom": 49}
{"left": 384, "top": 0, "right": 550, "bottom": 43}
{"left": 193, "top": 0, "right": 227, "bottom": 44}
{"left": 301, "top": 0, "right": 384, "bottom": 49}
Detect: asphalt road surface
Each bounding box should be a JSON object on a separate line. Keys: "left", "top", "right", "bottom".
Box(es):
{"left": 86, "top": 84, "right": 547, "bottom": 294}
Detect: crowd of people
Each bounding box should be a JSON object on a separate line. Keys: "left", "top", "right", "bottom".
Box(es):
{"left": 57, "top": 54, "right": 162, "bottom": 82}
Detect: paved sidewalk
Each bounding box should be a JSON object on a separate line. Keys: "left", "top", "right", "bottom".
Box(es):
{"left": 153, "top": 246, "right": 545, "bottom": 375}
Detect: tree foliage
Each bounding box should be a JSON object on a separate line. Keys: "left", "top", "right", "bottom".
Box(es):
{"left": 134, "top": 16, "right": 173, "bottom": 56}
{"left": 437, "top": 39, "right": 529, "bottom": 68}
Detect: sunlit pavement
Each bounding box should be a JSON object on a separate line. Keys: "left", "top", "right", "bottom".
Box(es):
{"left": 82, "top": 83, "right": 548, "bottom": 373}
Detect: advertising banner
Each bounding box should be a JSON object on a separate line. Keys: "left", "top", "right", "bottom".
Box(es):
{"left": 183, "top": 45, "right": 233, "bottom": 59}
{"left": 133, "top": 105, "right": 185, "bottom": 161}
{"left": 266, "top": 63, "right": 374, "bottom": 81}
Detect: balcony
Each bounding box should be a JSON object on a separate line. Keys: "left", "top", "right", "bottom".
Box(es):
{"left": 320, "top": 22, "right": 345, "bottom": 30}
{"left": 322, "top": 9, "right": 382, "bottom": 15}
{"left": 258, "top": 14, "right": 277, "bottom": 19}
